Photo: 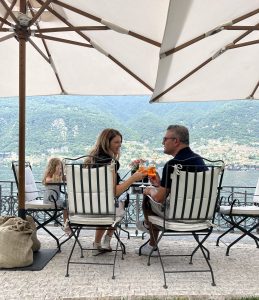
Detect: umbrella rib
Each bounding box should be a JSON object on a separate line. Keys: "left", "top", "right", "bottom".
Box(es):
{"left": 34, "top": 33, "right": 93, "bottom": 48}
{"left": 28, "top": 1, "right": 66, "bottom": 94}
{"left": 0, "top": 32, "right": 15, "bottom": 42}
{"left": 52, "top": 0, "right": 161, "bottom": 47}
{"left": 109, "top": 55, "right": 153, "bottom": 92}
{"left": 249, "top": 81, "right": 259, "bottom": 99}
{"left": 153, "top": 33, "right": 259, "bottom": 102}
{"left": 161, "top": 8, "right": 259, "bottom": 58}
{"left": 0, "top": 27, "right": 10, "bottom": 32}
{"left": 36, "top": 0, "right": 90, "bottom": 43}
{"left": 150, "top": 58, "right": 212, "bottom": 102}
{"left": 34, "top": 26, "right": 110, "bottom": 33}
{"left": 0, "top": 15, "right": 13, "bottom": 27}
{"left": 36, "top": 0, "right": 152, "bottom": 91}
{"left": 0, "top": 0, "right": 18, "bottom": 25}
{"left": 0, "top": 0, "right": 17, "bottom": 29}
{"left": 224, "top": 25, "right": 259, "bottom": 31}
{"left": 233, "top": 22, "right": 259, "bottom": 44}
{"left": 28, "top": 36, "right": 66, "bottom": 94}
{"left": 53, "top": 0, "right": 101, "bottom": 22}
{"left": 226, "top": 40, "right": 259, "bottom": 49}
{"left": 161, "top": 34, "right": 205, "bottom": 58}
{"left": 28, "top": 38, "right": 51, "bottom": 63}
{"left": 29, "top": 0, "right": 53, "bottom": 26}
{"left": 232, "top": 8, "right": 259, "bottom": 23}
{"left": 128, "top": 31, "right": 161, "bottom": 47}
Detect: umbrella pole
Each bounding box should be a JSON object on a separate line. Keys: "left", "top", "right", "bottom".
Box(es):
{"left": 18, "top": 0, "right": 27, "bottom": 219}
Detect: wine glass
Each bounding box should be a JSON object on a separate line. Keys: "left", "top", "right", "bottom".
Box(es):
{"left": 138, "top": 162, "right": 148, "bottom": 188}
{"left": 147, "top": 163, "right": 156, "bottom": 186}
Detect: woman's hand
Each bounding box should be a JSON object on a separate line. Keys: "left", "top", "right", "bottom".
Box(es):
{"left": 131, "top": 170, "right": 146, "bottom": 182}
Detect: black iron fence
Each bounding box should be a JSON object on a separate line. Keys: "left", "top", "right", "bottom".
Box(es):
{"left": 0, "top": 180, "right": 17, "bottom": 216}
{"left": 0, "top": 180, "right": 257, "bottom": 232}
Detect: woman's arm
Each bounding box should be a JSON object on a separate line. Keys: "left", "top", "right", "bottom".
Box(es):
{"left": 115, "top": 171, "right": 145, "bottom": 197}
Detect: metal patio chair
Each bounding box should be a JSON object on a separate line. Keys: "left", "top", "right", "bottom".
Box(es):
{"left": 64, "top": 157, "right": 125, "bottom": 279}
{"left": 12, "top": 161, "right": 64, "bottom": 250}
{"left": 216, "top": 178, "right": 259, "bottom": 256}
{"left": 146, "top": 158, "right": 224, "bottom": 288}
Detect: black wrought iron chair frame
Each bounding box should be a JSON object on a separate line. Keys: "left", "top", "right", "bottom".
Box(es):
{"left": 146, "top": 158, "right": 225, "bottom": 289}
{"left": 216, "top": 192, "right": 259, "bottom": 256}
{"left": 12, "top": 161, "right": 64, "bottom": 251}
{"left": 64, "top": 157, "right": 125, "bottom": 279}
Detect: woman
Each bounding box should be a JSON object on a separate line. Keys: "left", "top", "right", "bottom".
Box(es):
{"left": 85, "top": 128, "right": 145, "bottom": 255}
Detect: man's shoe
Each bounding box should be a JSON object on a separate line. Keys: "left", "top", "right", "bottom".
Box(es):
{"left": 92, "top": 242, "right": 105, "bottom": 256}
{"left": 102, "top": 235, "right": 112, "bottom": 252}
{"left": 136, "top": 220, "right": 150, "bottom": 234}
{"left": 135, "top": 243, "right": 158, "bottom": 257}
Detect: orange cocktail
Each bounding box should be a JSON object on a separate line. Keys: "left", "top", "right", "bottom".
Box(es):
{"left": 147, "top": 165, "right": 156, "bottom": 180}
{"left": 138, "top": 164, "right": 148, "bottom": 176}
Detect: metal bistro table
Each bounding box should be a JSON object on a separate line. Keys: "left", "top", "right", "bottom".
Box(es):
{"left": 129, "top": 182, "right": 150, "bottom": 238}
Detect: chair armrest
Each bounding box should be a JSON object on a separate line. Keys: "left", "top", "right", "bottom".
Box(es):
{"left": 28, "top": 186, "right": 58, "bottom": 197}
{"left": 26, "top": 187, "right": 60, "bottom": 209}
{"left": 228, "top": 198, "right": 238, "bottom": 215}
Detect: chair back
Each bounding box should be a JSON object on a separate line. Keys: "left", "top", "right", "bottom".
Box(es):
{"left": 65, "top": 160, "right": 116, "bottom": 217}
{"left": 253, "top": 178, "right": 259, "bottom": 204}
{"left": 12, "top": 161, "right": 39, "bottom": 202}
{"left": 166, "top": 159, "right": 224, "bottom": 222}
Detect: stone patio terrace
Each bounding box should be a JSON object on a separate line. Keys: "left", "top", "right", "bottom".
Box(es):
{"left": 1, "top": 226, "right": 259, "bottom": 300}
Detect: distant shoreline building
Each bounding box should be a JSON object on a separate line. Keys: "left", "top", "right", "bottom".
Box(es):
{"left": 226, "top": 164, "right": 258, "bottom": 171}
{"left": 0, "top": 152, "right": 11, "bottom": 159}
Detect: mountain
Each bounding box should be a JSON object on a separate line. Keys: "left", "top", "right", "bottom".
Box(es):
{"left": 0, "top": 95, "right": 258, "bottom": 157}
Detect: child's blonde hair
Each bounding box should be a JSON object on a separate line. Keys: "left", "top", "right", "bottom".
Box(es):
{"left": 42, "top": 157, "right": 62, "bottom": 185}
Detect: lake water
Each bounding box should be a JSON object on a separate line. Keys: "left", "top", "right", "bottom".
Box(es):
{"left": 0, "top": 161, "right": 258, "bottom": 188}
{"left": 223, "top": 170, "right": 259, "bottom": 187}
{"left": 222, "top": 169, "right": 258, "bottom": 187}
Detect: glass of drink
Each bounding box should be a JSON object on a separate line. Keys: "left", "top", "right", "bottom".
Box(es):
{"left": 138, "top": 163, "right": 148, "bottom": 188}
{"left": 147, "top": 163, "right": 156, "bottom": 186}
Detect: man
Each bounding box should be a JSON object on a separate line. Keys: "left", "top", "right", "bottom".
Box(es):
{"left": 136, "top": 125, "right": 206, "bottom": 256}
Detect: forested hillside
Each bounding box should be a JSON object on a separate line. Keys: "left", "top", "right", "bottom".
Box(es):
{"left": 0, "top": 95, "right": 258, "bottom": 157}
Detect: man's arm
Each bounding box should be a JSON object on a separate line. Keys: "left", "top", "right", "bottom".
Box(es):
{"left": 143, "top": 186, "right": 169, "bottom": 203}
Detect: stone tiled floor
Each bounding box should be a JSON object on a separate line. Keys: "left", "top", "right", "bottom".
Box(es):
{"left": 0, "top": 227, "right": 259, "bottom": 300}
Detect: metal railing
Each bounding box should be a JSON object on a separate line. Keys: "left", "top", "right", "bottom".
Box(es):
{"left": 0, "top": 180, "right": 17, "bottom": 216}
{"left": 215, "top": 185, "right": 258, "bottom": 232}
{"left": 0, "top": 180, "right": 257, "bottom": 231}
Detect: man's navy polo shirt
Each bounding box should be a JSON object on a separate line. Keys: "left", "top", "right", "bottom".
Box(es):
{"left": 160, "top": 147, "right": 206, "bottom": 189}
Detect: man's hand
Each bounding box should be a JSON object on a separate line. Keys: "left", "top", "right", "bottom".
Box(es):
{"left": 143, "top": 185, "right": 168, "bottom": 204}
{"left": 149, "top": 172, "right": 160, "bottom": 187}
{"left": 143, "top": 186, "right": 156, "bottom": 196}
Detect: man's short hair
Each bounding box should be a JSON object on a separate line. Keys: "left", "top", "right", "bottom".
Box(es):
{"left": 167, "top": 125, "right": 189, "bottom": 145}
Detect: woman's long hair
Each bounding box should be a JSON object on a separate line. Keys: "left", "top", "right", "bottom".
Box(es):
{"left": 42, "top": 157, "right": 62, "bottom": 185}
{"left": 85, "top": 128, "right": 122, "bottom": 164}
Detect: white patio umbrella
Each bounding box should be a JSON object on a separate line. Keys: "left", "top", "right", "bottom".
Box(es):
{"left": 151, "top": 0, "right": 259, "bottom": 103}
{"left": 0, "top": 0, "right": 170, "bottom": 217}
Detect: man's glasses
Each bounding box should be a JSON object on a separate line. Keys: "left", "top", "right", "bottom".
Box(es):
{"left": 162, "top": 137, "right": 177, "bottom": 142}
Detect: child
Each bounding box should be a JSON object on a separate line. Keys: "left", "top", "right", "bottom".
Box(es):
{"left": 42, "top": 157, "right": 70, "bottom": 235}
